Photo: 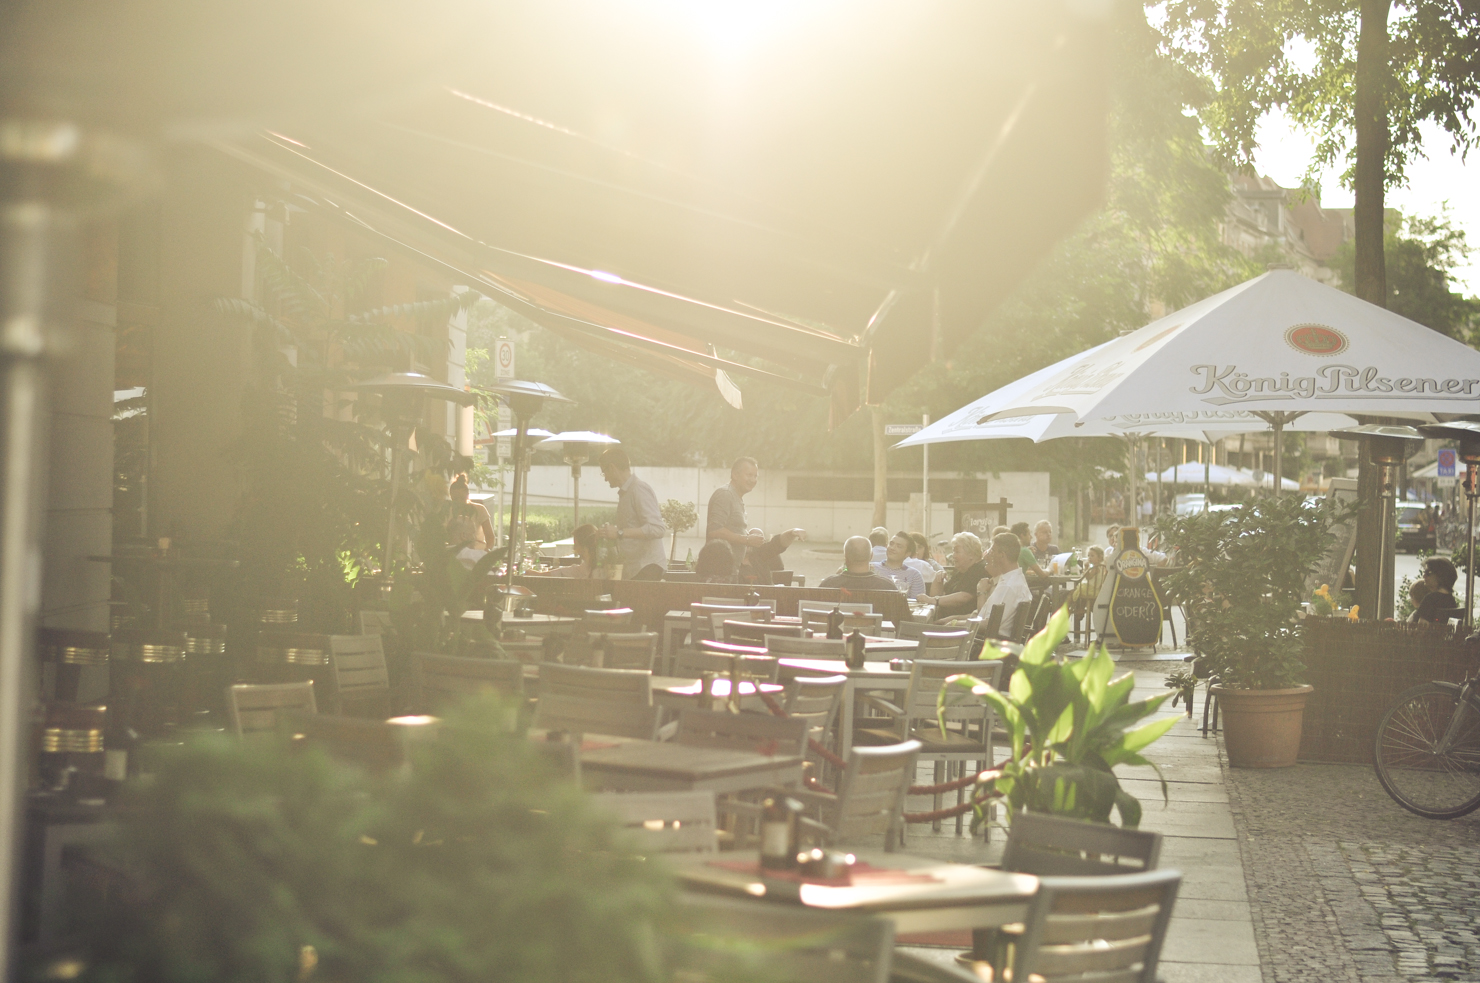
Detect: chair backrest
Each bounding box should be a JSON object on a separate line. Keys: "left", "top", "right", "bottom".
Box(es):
{"left": 673, "top": 648, "right": 780, "bottom": 683}
{"left": 532, "top": 693, "right": 661, "bottom": 741}
{"left": 587, "top": 631, "right": 659, "bottom": 671}
{"left": 1001, "top": 810, "right": 1163, "bottom": 876}
{"left": 828, "top": 740, "right": 921, "bottom": 848}
{"left": 799, "top": 607, "right": 883, "bottom": 634}
{"left": 676, "top": 709, "right": 808, "bottom": 756}
{"left": 677, "top": 895, "right": 894, "bottom": 983}
{"left": 327, "top": 634, "right": 391, "bottom": 716}
{"left": 690, "top": 604, "right": 771, "bottom": 642}
{"left": 1011, "top": 869, "right": 1182, "bottom": 983}
{"left": 499, "top": 637, "right": 550, "bottom": 664}
{"left": 769, "top": 570, "right": 795, "bottom": 586}
{"left": 983, "top": 603, "right": 1005, "bottom": 638}
{"left": 894, "top": 621, "right": 935, "bottom": 641}
{"left": 900, "top": 660, "right": 999, "bottom": 744}
{"left": 915, "top": 629, "right": 971, "bottom": 661}
{"left": 701, "top": 596, "right": 777, "bottom": 611}
{"left": 784, "top": 674, "right": 846, "bottom": 749}
{"left": 799, "top": 602, "right": 875, "bottom": 616}
{"left": 539, "top": 663, "right": 653, "bottom": 703}
{"left": 720, "top": 619, "right": 805, "bottom": 645}
{"left": 594, "top": 790, "right": 719, "bottom": 854}
{"left": 357, "top": 609, "right": 394, "bottom": 636}
{"left": 581, "top": 607, "right": 635, "bottom": 630}
{"left": 765, "top": 635, "right": 847, "bottom": 660}
{"left": 840, "top": 611, "right": 886, "bottom": 634}
{"left": 410, "top": 652, "right": 523, "bottom": 714}
{"left": 226, "top": 681, "right": 317, "bottom": 736}
{"left": 1011, "top": 601, "right": 1033, "bottom": 643}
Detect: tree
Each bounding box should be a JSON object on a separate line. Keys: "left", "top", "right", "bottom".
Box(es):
{"left": 1330, "top": 212, "right": 1480, "bottom": 339}
{"left": 1163, "top": 0, "right": 1480, "bottom": 617}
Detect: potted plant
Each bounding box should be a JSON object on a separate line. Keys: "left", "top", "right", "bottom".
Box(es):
{"left": 59, "top": 694, "right": 679, "bottom": 983}
{"left": 941, "top": 608, "right": 1179, "bottom": 829}
{"left": 660, "top": 499, "right": 698, "bottom": 563}
{"left": 1154, "top": 496, "right": 1342, "bottom": 767}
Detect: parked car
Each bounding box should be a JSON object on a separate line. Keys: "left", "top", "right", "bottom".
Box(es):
{"left": 1395, "top": 501, "right": 1437, "bottom": 553}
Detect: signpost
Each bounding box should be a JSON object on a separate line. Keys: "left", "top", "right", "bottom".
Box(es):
{"left": 494, "top": 338, "right": 514, "bottom": 546}
{"left": 1438, "top": 447, "right": 1457, "bottom": 489}
{"left": 887, "top": 418, "right": 932, "bottom": 536}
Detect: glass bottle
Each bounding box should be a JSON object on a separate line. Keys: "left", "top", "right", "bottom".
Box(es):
{"left": 760, "top": 794, "right": 801, "bottom": 870}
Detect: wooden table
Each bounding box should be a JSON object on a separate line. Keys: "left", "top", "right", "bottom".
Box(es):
{"left": 670, "top": 849, "right": 1038, "bottom": 935}
{"left": 459, "top": 610, "right": 579, "bottom": 636}
{"left": 578, "top": 737, "right": 804, "bottom": 794}
{"left": 651, "top": 676, "right": 786, "bottom": 713}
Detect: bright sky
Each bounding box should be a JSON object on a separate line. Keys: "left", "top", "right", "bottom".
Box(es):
{"left": 1254, "top": 109, "right": 1480, "bottom": 294}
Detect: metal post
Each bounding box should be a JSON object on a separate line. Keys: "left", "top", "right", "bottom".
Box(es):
{"left": 1465, "top": 464, "right": 1477, "bottom": 632}
{"left": 504, "top": 418, "right": 528, "bottom": 589}
{"left": 922, "top": 412, "right": 931, "bottom": 539}
{"left": 571, "top": 461, "right": 581, "bottom": 529}
{"left": 382, "top": 430, "right": 404, "bottom": 575}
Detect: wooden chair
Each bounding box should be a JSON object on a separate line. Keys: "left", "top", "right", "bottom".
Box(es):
{"left": 915, "top": 629, "right": 972, "bottom": 661}
{"left": 894, "top": 620, "right": 936, "bottom": 641}
{"left": 785, "top": 673, "right": 846, "bottom": 775}
{"left": 1010, "top": 601, "right": 1033, "bottom": 644}
{"left": 721, "top": 619, "right": 805, "bottom": 645}
{"left": 855, "top": 659, "right": 1000, "bottom": 835}
{"left": 765, "top": 635, "right": 846, "bottom": 660}
{"left": 593, "top": 790, "right": 719, "bottom": 855}
{"left": 357, "top": 609, "right": 394, "bottom": 636}
{"left": 498, "top": 637, "right": 550, "bottom": 664}
{"left": 676, "top": 709, "right": 808, "bottom": 756}
{"left": 690, "top": 604, "right": 771, "bottom": 644}
{"left": 677, "top": 895, "right": 893, "bottom": 983}
{"left": 564, "top": 609, "right": 636, "bottom": 664}
{"left": 226, "top": 681, "right": 316, "bottom": 737}
{"left": 327, "top": 634, "right": 391, "bottom": 717}
{"left": 673, "top": 648, "right": 780, "bottom": 684}
{"left": 410, "top": 652, "right": 524, "bottom": 714}
{"left": 1001, "top": 810, "right": 1163, "bottom": 876}
{"left": 982, "top": 603, "right": 1005, "bottom": 639}
{"left": 533, "top": 664, "right": 661, "bottom": 740}
{"left": 702, "top": 596, "right": 777, "bottom": 611}
{"left": 768, "top": 570, "right": 795, "bottom": 586}
{"left": 1000, "top": 869, "right": 1182, "bottom": 983}
{"left": 587, "top": 631, "right": 659, "bottom": 671}
{"left": 795, "top": 739, "right": 921, "bottom": 851}
{"left": 802, "top": 608, "right": 885, "bottom": 635}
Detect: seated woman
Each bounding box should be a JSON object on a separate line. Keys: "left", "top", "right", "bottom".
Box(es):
{"left": 446, "top": 473, "right": 495, "bottom": 549}
{"left": 1409, "top": 557, "right": 1459, "bottom": 624}
{"left": 529, "top": 523, "right": 598, "bottom": 578}
{"left": 1070, "top": 546, "right": 1108, "bottom": 617}
{"left": 695, "top": 539, "right": 736, "bottom": 583}
{"left": 919, "top": 531, "right": 989, "bottom": 621}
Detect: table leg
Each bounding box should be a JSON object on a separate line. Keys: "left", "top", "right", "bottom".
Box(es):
{"left": 838, "top": 678, "right": 857, "bottom": 762}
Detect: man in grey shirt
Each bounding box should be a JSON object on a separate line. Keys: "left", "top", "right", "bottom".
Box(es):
{"left": 819, "top": 536, "right": 899, "bottom": 592}
{"left": 707, "top": 457, "right": 764, "bottom": 572}
{"left": 596, "top": 446, "right": 667, "bottom": 580}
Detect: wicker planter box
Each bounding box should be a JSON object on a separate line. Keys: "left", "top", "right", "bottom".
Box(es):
{"left": 1298, "top": 616, "right": 1479, "bottom": 763}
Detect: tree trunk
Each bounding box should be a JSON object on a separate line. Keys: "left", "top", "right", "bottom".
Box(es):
{"left": 871, "top": 405, "right": 888, "bottom": 528}
{"left": 1353, "top": 0, "right": 1393, "bottom": 619}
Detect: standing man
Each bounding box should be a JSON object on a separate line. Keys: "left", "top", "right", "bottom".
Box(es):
{"left": 596, "top": 446, "right": 667, "bottom": 580}
{"left": 707, "top": 457, "right": 765, "bottom": 573}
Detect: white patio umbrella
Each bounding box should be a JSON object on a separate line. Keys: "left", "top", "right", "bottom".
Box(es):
{"left": 964, "top": 269, "right": 1471, "bottom": 493}
{"left": 1145, "top": 462, "right": 1299, "bottom": 490}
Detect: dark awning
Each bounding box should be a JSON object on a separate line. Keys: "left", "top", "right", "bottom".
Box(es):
{"left": 216, "top": 0, "right": 1110, "bottom": 421}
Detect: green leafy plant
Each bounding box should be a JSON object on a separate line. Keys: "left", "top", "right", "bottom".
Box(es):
{"left": 660, "top": 500, "right": 699, "bottom": 561}
{"left": 69, "top": 694, "right": 678, "bottom": 983}
{"left": 1154, "top": 496, "right": 1342, "bottom": 690}
{"left": 940, "top": 608, "right": 1179, "bottom": 828}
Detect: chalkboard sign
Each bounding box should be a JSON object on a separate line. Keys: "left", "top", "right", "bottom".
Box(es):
{"left": 1105, "top": 528, "right": 1164, "bottom": 648}
{"left": 1305, "top": 478, "right": 1359, "bottom": 598}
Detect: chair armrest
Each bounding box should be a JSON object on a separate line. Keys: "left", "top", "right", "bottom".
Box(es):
{"left": 857, "top": 694, "right": 903, "bottom": 717}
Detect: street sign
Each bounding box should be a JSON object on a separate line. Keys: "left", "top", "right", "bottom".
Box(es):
{"left": 495, "top": 337, "right": 515, "bottom": 379}
{"left": 885, "top": 424, "right": 923, "bottom": 436}
{"left": 1438, "top": 447, "right": 1457, "bottom": 477}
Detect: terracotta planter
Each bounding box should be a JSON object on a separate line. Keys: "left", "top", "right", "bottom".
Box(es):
{"left": 1211, "top": 684, "right": 1314, "bottom": 768}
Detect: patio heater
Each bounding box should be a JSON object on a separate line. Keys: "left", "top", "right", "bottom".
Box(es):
{"left": 484, "top": 380, "right": 571, "bottom": 589}
{"left": 1333, "top": 424, "right": 1424, "bottom": 620}
{"left": 1418, "top": 421, "right": 1480, "bottom": 631}
{"left": 353, "top": 372, "right": 477, "bottom": 576}
{"left": 536, "top": 431, "right": 620, "bottom": 528}
{"left": 477, "top": 427, "right": 554, "bottom": 547}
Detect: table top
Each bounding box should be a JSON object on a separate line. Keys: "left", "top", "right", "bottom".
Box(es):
{"left": 671, "top": 849, "right": 1038, "bottom": 913}
{"left": 777, "top": 658, "right": 910, "bottom": 679}
{"left": 578, "top": 738, "right": 804, "bottom": 782}
{"left": 652, "top": 676, "right": 786, "bottom": 699}
{"left": 460, "top": 610, "right": 578, "bottom": 626}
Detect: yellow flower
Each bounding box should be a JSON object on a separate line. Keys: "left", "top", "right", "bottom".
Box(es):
{"left": 1348, "top": 605, "right": 1360, "bottom": 620}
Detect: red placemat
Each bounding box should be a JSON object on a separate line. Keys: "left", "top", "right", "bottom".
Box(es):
{"left": 706, "top": 858, "right": 942, "bottom": 887}
{"left": 579, "top": 738, "right": 622, "bottom": 751}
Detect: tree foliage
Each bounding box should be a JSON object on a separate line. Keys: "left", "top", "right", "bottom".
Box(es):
{"left": 1161, "top": 1, "right": 1480, "bottom": 190}
{"left": 1329, "top": 212, "right": 1480, "bottom": 338}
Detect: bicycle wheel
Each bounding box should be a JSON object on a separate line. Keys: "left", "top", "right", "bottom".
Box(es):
{"left": 1374, "top": 682, "right": 1480, "bottom": 819}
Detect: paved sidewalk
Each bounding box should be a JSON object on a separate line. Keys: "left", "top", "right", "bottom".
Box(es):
{"left": 896, "top": 660, "right": 1259, "bottom": 982}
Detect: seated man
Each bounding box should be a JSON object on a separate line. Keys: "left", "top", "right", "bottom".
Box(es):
{"left": 695, "top": 540, "right": 736, "bottom": 583}
{"left": 739, "top": 526, "right": 807, "bottom": 582}
{"left": 819, "top": 536, "right": 899, "bottom": 593}
{"left": 872, "top": 530, "right": 927, "bottom": 598}
{"left": 1010, "top": 521, "right": 1050, "bottom": 583}
{"left": 977, "top": 532, "right": 1034, "bottom": 641}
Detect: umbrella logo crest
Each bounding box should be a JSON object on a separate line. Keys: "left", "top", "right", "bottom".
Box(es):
{"left": 1285, "top": 324, "right": 1348, "bottom": 357}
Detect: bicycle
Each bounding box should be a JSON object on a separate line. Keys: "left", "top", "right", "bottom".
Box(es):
{"left": 1374, "top": 668, "right": 1480, "bottom": 819}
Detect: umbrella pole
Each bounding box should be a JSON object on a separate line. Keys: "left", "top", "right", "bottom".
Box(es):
{"left": 1127, "top": 436, "right": 1138, "bottom": 529}
{"left": 383, "top": 430, "right": 405, "bottom": 575}
{"left": 572, "top": 462, "right": 580, "bottom": 529}
{"left": 505, "top": 419, "right": 528, "bottom": 590}
{"left": 1467, "top": 464, "right": 1478, "bottom": 632}
{"left": 1272, "top": 420, "right": 1284, "bottom": 498}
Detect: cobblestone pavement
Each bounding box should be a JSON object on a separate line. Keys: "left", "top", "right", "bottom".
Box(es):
{"left": 1227, "top": 757, "right": 1480, "bottom": 982}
